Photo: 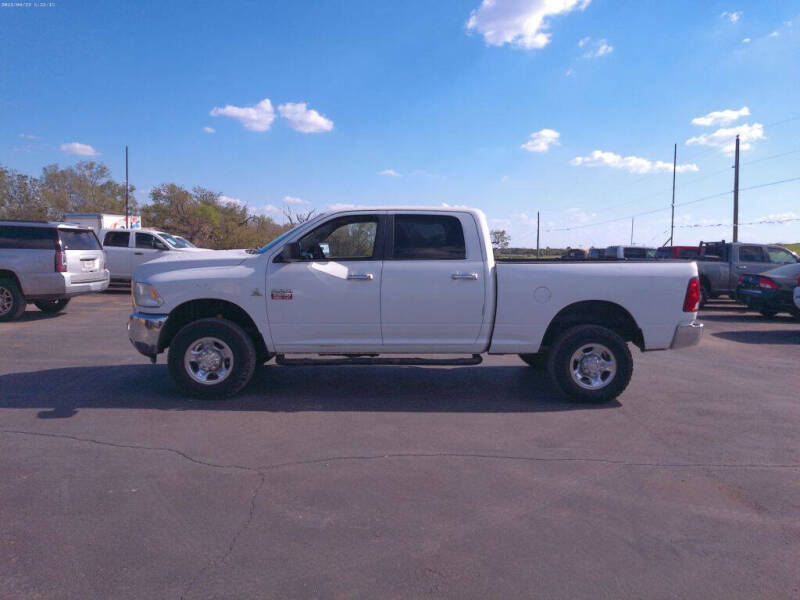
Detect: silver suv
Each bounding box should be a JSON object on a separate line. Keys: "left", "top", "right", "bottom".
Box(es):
{"left": 0, "top": 221, "right": 109, "bottom": 321}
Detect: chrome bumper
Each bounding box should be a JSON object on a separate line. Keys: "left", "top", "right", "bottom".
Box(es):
{"left": 128, "top": 311, "right": 168, "bottom": 361}
{"left": 670, "top": 321, "right": 704, "bottom": 349}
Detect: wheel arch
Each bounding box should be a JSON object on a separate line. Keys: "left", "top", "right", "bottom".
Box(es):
{"left": 159, "top": 298, "right": 270, "bottom": 360}
{"left": 541, "top": 300, "right": 644, "bottom": 352}
{"left": 0, "top": 269, "right": 23, "bottom": 291}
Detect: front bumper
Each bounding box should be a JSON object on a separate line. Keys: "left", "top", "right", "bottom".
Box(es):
{"left": 670, "top": 321, "right": 704, "bottom": 349}
{"left": 128, "top": 311, "right": 168, "bottom": 361}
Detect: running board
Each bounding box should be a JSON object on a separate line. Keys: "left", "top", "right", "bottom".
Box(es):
{"left": 275, "top": 354, "right": 483, "bottom": 367}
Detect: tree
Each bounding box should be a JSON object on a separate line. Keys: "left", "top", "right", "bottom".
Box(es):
{"left": 282, "top": 205, "right": 317, "bottom": 225}
{"left": 490, "top": 229, "right": 510, "bottom": 250}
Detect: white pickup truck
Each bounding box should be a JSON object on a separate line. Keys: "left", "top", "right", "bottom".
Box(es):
{"left": 128, "top": 207, "right": 703, "bottom": 402}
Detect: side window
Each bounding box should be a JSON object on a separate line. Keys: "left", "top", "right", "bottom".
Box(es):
{"left": 738, "top": 245, "right": 767, "bottom": 262}
{"left": 768, "top": 247, "right": 797, "bottom": 264}
{"left": 678, "top": 248, "right": 699, "bottom": 259}
{"left": 0, "top": 226, "right": 56, "bottom": 250}
{"left": 393, "top": 215, "right": 466, "bottom": 260}
{"left": 299, "top": 215, "right": 379, "bottom": 260}
{"left": 136, "top": 233, "right": 158, "bottom": 249}
{"left": 624, "top": 247, "right": 647, "bottom": 259}
{"left": 103, "top": 231, "right": 130, "bottom": 247}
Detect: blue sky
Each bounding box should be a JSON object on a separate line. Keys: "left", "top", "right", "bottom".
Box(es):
{"left": 2, "top": 0, "right": 799, "bottom": 247}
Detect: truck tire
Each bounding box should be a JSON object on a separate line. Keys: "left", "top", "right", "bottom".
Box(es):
{"left": 546, "top": 324, "right": 633, "bottom": 403}
{"left": 34, "top": 298, "right": 71, "bottom": 314}
{"left": 0, "top": 278, "right": 27, "bottom": 322}
{"left": 168, "top": 318, "right": 256, "bottom": 400}
{"left": 518, "top": 353, "right": 546, "bottom": 369}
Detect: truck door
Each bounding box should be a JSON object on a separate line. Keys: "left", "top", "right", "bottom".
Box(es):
{"left": 380, "top": 213, "right": 487, "bottom": 352}
{"left": 102, "top": 231, "right": 132, "bottom": 280}
{"left": 132, "top": 232, "right": 169, "bottom": 274}
{"left": 266, "top": 214, "right": 385, "bottom": 352}
{"left": 733, "top": 245, "right": 771, "bottom": 288}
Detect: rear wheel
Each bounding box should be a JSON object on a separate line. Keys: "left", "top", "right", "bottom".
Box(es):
{"left": 34, "top": 298, "right": 70, "bottom": 314}
{"left": 547, "top": 325, "right": 633, "bottom": 403}
{"left": 0, "top": 278, "right": 26, "bottom": 322}
{"left": 168, "top": 318, "right": 256, "bottom": 399}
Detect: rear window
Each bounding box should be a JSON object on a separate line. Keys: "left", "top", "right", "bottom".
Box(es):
{"left": 103, "top": 231, "right": 130, "bottom": 247}
{"left": 59, "top": 229, "right": 101, "bottom": 250}
{"left": 393, "top": 215, "right": 466, "bottom": 260}
{"left": 0, "top": 225, "right": 57, "bottom": 250}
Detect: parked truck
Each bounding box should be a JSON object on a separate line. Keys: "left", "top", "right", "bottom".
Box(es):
{"left": 127, "top": 207, "right": 703, "bottom": 402}
{"left": 696, "top": 240, "right": 798, "bottom": 306}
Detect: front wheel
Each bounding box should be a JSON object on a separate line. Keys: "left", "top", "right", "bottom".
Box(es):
{"left": 547, "top": 325, "right": 633, "bottom": 403}
{"left": 34, "top": 298, "right": 70, "bottom": 314}
{"left": 168, "top": 318, "right": 256, "bottom": 399}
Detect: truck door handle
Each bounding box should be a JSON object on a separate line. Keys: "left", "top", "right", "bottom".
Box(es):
{"left": 347, "top": 273, "right": 374, "bottom": 280}
{"left": 134, "top": 252, "right": 144, "bottom": 255}
{"left": 452, "top": 272, "right": 479, "bottom": 280}
{"left": 736, "top": 265, "right": 747, "bottom": 270}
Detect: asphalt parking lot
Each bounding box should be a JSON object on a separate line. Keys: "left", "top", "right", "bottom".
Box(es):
{"left": 1, "top": 293, "right": 799, "bottom": 599}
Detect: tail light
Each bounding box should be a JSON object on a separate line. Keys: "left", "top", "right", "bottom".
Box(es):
{"left": 54, "top": 246, "right": 67, "bottom": 272}
{"left": 738, "top": 275, "right": 744, "bottom": 284}
{"left": 683, "top": 276, "right": 700, "bottom": 312}
{"left": 756, "top": 276, "right": 777, "bottom": 290}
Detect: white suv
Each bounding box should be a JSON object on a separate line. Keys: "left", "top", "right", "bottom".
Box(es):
{"left": 0, "top": 221, "right": 109, "bottom": 321}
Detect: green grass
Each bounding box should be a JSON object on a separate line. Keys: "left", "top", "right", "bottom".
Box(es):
{"left": 783, "top": 243, "right": 800, "bottom": 254}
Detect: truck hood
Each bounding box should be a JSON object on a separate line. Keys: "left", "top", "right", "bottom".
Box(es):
{"left": 133, "top": 249, "right": 254, "bottom": 280}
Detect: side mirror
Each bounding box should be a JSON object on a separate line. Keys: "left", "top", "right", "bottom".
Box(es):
{"left": 277, "top": 241, "right": 301, "bottom": 262}
{"left": 154, "top": 240, "right": 169, "bottom": 251}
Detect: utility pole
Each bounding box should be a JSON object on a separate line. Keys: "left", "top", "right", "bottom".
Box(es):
{"left": 732, "top": 135, "right": 740, "bottom": 242}
{"left": 670, "top": 142, "right": 677, "bottom": 246}
{"left": 536, "top": 211, "right": 540, "bottom": 258}
{"left": 125, "top": 146, "right": 129, "bottom": 229}
{"left": 630, "top": 216, "right": 634, "bottom": 245}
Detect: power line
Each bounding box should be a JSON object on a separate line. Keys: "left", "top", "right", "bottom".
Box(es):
{"left": 545, "top": 175, "right": 800, "bottom": 232}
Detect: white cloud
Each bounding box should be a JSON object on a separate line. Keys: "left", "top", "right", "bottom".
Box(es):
{"left": 691, "top": 106, "right": 750, "bottom": 127}
{"left": 742, "top": 37, "right": 751, "bottom": 43}
{"left": 253, "top": 204, "right": 282, "bottom": 215}
{"left": 328, "top": 203, "right": 357, "bottom": 211}
{"left": 202, "top": 126, "right": 215, "bottom": 134}
{"left": 721, "top": 11, "right": 741, "bottom": 24}
{"left": 580, "top": 37, "right": 613, "bottom": 58}
{"left": 278, "top": 102, "right": 334, "bottom": 133}
{"left": 521, "top": 128, "right": 560, "bottom": 153}
{"left": 570, "top": 150, "right": 699, "bottom": 173}
{"left": 380, "top": 169, "right": 401, "bottom": 177}
{"left": 686, "top": 122, "right": 764, "bottom": 153}
{"left": 466, "top": 0, "right": 591, "bottom": 49}
{"left": 566, "top": 207, "right": 597, "bottom": 224}
{"left": 282, "top": 195, "right": 307, "bottom": 205}
{"left": 769, "top": 30, "right": 779, "bottom": 37}
{"left": 18, "top": 133, "right": 37, "bottom": 140}
{"left": 219, "top": 195, "right": 246, "bottom": 207}
{"left": 60, "top": 142, "right": 98, "bottom": 156}
{"left": 565, "top": 67, "right": 575, "bottom": 77}
{"left": 210, "top": 98, "right": 275, "bottom": 132}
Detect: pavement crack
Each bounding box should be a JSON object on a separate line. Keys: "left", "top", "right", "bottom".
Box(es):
{"left": 0, "top": 429, "right": 259, "bottom": 474}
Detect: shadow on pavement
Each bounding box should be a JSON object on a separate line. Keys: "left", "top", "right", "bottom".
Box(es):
{"left": 712, "top": 330, "right": 800, "bottom": 345}
{"left": 15, "top": 310, "right": 67, "bottom": 323}
{"left": 0, "top": 363, "right": 619, "bottom": 419}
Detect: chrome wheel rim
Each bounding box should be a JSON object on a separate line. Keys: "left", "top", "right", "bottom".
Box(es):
{"left": 0, "top": 286, "right": 13, "bottom": 316}
{"left": 184, "top": 337, "right": 234, "bottom": 385}
{"left": 570, "top": 343, "right": 617, "bottom": 390}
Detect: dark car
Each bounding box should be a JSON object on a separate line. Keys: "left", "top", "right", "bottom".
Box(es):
{"left": 736, "top": 262, "right": 800, "bottom": 319}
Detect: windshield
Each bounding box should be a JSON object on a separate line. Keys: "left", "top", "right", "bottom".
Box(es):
{"left": 257, "top": 227, "right": 297, "bottom": 254}
{"left": 158, "top": 232, "right": 196, "bottom": 248}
